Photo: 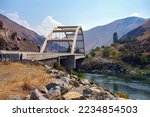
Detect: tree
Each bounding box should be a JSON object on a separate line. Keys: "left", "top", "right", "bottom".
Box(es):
{"left": 113, "top": 32, "right": 118, "bottom": 43}
{"left": 0, "top": 20, "right": 3, "bottom": 28}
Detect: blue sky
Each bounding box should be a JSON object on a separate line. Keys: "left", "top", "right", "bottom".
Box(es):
{"left": 0, "top": 0, "right": 150, "bottom": 35}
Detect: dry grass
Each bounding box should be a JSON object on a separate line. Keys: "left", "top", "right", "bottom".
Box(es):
{"left": 0, "top": 62, "right": 55, "bottom": 100}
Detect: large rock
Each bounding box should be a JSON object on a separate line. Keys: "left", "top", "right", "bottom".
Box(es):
{"left": 62, "top": 92, "right": 84, "bottom": 100}
{"left": 30, "top": 89, "right": 48, "bottom": 100}
{"left": 46, "top": 83, "right": 62, "bottom": 99}
{"left": 46, "top": 82, "right": 70, "bottom": 99}
{"left": 83, "top": 88, "right": 117, "bottom": 100}
{"left": 69, "top": 79, "right": 80, "bottom": 87}
{"left": 54, "top": 79, "right": 72, "bottom": 90}
{"left": 79, "top": 79, "right": 90, "bottom": 86}
{"left": 69, "top": 86, "right": 89, "bottom": 94}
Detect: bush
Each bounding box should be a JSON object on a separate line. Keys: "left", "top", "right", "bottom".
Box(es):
{"left": 91, "top": 51, "right": 96, "bottom": 57}
{"left": 71, "top": 70, "right": 85, "bottom": 79}
{"left": 140, "top": 55, "right": 148, "bottom": 65}
{"left": 111, "top": 51, "right": 117, "bottom": 57}
{"left": 113, "top": 91, "right": 129, "bottom": 99}
{"left": 102, "top": 47, "right": 110, "bottom": 58}
{"left": 54, "top": 63, "right": 65, "bottom": 71}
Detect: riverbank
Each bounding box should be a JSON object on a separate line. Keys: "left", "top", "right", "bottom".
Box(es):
{"left": 0, "top": 61, "right": 119, "bottom": 100}
{"left": 79, "top": 60, "right": 150, "bottom": 77}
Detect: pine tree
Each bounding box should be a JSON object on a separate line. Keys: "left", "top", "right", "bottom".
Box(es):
{"left": 113, "top": 32, "right": 118, "bottom": 43}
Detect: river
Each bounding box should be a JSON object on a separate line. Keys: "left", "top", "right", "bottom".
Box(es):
{"left": 85, "top": 73, "right": 150, "bottom": 100}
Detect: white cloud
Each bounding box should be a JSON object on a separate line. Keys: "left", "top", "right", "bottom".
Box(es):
{"left": 4, "top": 11, "right": 63, "bottom": 36}
{"left": 35, "top": 16, "right": 63, "bottom": 36}
{"left": 130, "top": 13, "right": 142, "bottom": 17}
{"left": 6, "top": 12, "right": 32, "bottom": 30}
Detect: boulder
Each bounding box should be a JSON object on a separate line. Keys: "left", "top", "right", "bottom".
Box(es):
{"left": 63, "top": 92, "right": 84, "bottom": 100}
{"left": 39, "top": 86, "right": 49, "bottom": 94}
{"left": 69, "top": 86, "right": 89, "bottom": 94}
{"left": 79, "top": 79, "right": 90, "bottom": 86}
{"left": 47, "top": 88, "right": 61, "bottom": 99}
{"left": 94, "top": 92, "right": 116, "bottom": 100}
{"left": 71, "top": 75, "right": 78, "bottom": 80}
{"left": 83, "top": 88, "right": 93, "bottom": 97}
{"left": 69, "top": 79, "right": 80, "bottom": 87}
{"left": 54, "top": 79, "right": 72, "bottom": 90}
{"left": 30, "top": 89, "right": 48, "bottom": 100}
{"left": 45, "top": 82, "right": 69, "bottom": 99}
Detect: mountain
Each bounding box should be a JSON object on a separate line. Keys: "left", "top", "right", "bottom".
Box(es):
{"left": 84, "top": 17, "right": 146, "bottom": 52}
{"left": 120, "top": 19, "right": 150, "bottom": 42}
{"left": 0, "top": 14, "right": 45, "bottom": 45}
{"left": 0, "top": 14, "right": 45, "bottom": 51}
{"left": 83, "top": 20, "right": 150, "bottom": 76}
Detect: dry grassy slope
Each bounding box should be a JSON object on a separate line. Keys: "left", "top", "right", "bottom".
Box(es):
{"left": 0, "top": 62, "right": 55, "bottom": 99}
{"left": 95, "top": 44, "right": 123, "bottom": 59}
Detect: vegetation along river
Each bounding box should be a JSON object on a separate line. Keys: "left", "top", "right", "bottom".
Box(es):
{"left": 85, "top": 73, "right": 150, "bottom": 100}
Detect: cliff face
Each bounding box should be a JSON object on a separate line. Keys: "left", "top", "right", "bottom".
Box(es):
{"left": 0, "top": 28, "right": 39, "bottom": 51}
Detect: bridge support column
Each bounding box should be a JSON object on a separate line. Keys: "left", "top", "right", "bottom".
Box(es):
{"left": 60, "top": 55, "right": 75, "bottom": 70}
{"left": 76, "top": 58, "right": 85, "bottom": 70}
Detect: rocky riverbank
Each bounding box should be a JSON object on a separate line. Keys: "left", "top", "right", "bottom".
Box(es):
{"left": 79, "top": 61, "right": 127, "bottom": 74}
{"left": 79, "top": 61, "right": 150, "bottom": 76}
{"left": 27, "top": 65, "right": 118, "bottom": 100}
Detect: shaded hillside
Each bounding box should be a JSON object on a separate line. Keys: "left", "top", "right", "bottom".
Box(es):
{"left": 84, "top": 17, "right": 145, "bottom": 52}
{"left": 120, "top": 19, "right": 150, "bottom": 43}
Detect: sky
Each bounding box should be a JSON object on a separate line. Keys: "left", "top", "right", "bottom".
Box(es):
{"left": 0, "top": 0, "right": 150, "bottom": 36}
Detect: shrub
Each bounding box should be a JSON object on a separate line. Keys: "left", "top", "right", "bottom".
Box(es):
{"left": 102, "top": 47, "right": 110, "bottom": 58}
{"left": 91, "top": 51, "right": 96, "bottom": 57}
{"left": 111, "top": 51, "right": 117, "bottom": 57}
{"left": 71, "top": 70, "right": 85, "bottom": 79}
{"left": 54, "top": 63, "right": 65, "bottom": 71}
{"left": 140, "top": 55, "right": 148, "bottom": 65}
{"left": 113, "top": 91, "right": 129, "bottom": 99}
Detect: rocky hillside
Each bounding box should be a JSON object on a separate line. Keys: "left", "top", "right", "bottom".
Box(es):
{"left": 0, "top": 61, "right": 118, "bottom": 100}
{"left": 0, "top": 14, "right": 45, "bottom": 46}
{"left": 84, "top": 17, "right": 145, "bottom": 52}
{"left": 0, "top": 28, "right": 40, "bottom": 51}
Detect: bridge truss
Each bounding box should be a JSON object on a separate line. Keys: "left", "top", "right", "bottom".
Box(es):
{"left": 40, "top": 26, "right": 85, "bottom": 55}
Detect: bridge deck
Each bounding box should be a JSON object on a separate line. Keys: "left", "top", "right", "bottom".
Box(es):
{"left": 0, "top": 50, "right": 85, "bottom": 61}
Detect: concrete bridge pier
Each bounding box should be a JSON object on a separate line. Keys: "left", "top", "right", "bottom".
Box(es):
{"left": 38, "top": 55, "right": 84, "bottom": 71}
{"left": 60, "top": 55, "right": 75, "bottom": 70}
{"left": 76, "top": 58, "right": 84, "bottom": 69}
